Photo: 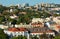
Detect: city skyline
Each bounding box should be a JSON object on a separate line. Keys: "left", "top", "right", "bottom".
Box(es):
{"left": 0, "top": 0, "right": 60, "bottom": 6}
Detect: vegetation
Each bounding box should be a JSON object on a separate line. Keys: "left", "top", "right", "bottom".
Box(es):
{"left": 30, "top": 35, "right": 39, "bottom": 39}
{"left": 53, "top": 35, "right": 60, "bottom": 39}
{"left": 11, "top": 35, "right": 27, "bottom": 39}
{"left": 0, "top": 29, "right": 9, "bottom": 39}
{"left": 0, "top": 16, "right": 5, "bottom": 24}
{"left": 40, "top": 33, "right": 48, "bottom": 39}
{"left": 0, "top": 4, "right": 60, "bottom": 39}
{"left": 0, "top": 5, "right": 60, "bottom": 25}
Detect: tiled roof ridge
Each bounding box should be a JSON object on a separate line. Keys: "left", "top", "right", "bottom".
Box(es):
{"left": 8, "top": 27, "right": 27, "bottom": 32}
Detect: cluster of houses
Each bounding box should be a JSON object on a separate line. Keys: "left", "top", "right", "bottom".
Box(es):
{"left": 4, "top": 27, "right": 55, "bottom": 39}
{"left": 0, "top": 16, "right": 59, "bottom": 39}
{"left": 4, "top": 3, "right": 60, "bottom": 15}
{"left": 0, "top": 3, "right": 60, "bottom": 39}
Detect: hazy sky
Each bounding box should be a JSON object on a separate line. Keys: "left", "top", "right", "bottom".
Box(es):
{"left": 0, "top": 0, "right": 60, "bottom": 6}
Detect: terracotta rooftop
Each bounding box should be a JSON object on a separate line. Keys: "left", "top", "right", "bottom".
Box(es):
{"left": 56, "top": 26, "right": 60, "bottom": 29}
{"left": 8, "top": 27, "right": 27, "bottom": 32}
{"left": 31, "top": 22, "right": 42, "bottom": 26}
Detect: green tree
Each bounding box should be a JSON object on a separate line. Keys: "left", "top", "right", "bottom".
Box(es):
{"left": 40, "top": 33, "right": 48, "bottom": 39}
{"left": 11, "top": 19, "right": 17, "bottom": 27}
{"left": 0, "top": 29, "right": 9, "bottom": 39}
{"left": 53, "top": 35, "right": 60, "bottom": 39}
{"left": 11, "top": 37, "right": 18, "bottom": 39}
{"left": 0, "top": 16, "right": 5, "bottom": 24}
{"left": 18, "top": 35, "right": 27, "bottom": 39}
{"left": 53, "top": 14, "right": 59, "bottom": 17}
{"left": 30, "top": 35, "right": 39, "bottom": 39}
{"left": 11, "top": 35, "right": 27, "bottom": 39}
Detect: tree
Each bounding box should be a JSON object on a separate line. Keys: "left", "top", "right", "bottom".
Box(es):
{"left": 11, "top": 37, "right": 18, "bottom": 39}
{"left": 53, "top": 14, "right": 59, "bottom": 17}
{"left": 11, "top": 19, "right": 17, "bottom": 27}
{"left": 17, "top": 14, "right": 32, "bottom": 24}
{"left": 18, "top": 35, "right": 27, "bottom": 39}
{"left": 2, "top": 11, "right": 10, "bottom": 16}
{"left": 12, "top": 9, "right": 19, "bottom": 15}
{"left": 0, "top": 29, "right": 9, "bottom": 39}
{"left": 40, "top": 33, "right": 48, "bottom": 39}
{"left": 30, "top": 35, "right": 39, "bottom": 39}
{"left": 11, "top": 35, "right": 27, "bottom": 39}
{"left": 0, "top": 16, "right": 5, "bottom": 24}
{"left": 53, "top": 35, "right": 60, "bottom": 39}
{"left": 23, "top": 15, "right": 31, "bottom": 24}
{"left": 49, "top": 35, "right": 54, "bottom": 39}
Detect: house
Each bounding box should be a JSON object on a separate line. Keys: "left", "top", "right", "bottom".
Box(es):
{"left": 0, "top": 24, "right": 8, "bottom": 29}
{"left": 10, "top": 14, "right": 18, "bottom": 19}
{"left": 4, "top": 27, "right": 55, "bottom": 39}
{"left": 4, "top": 27, "right": 29, "bottom": 37}
{"left": 49, "top": 8, "right": 60, "bottom": 11}
{"left": 17, "top": 4, "right": 30, "bottom": 9}
{"left": 32, "top": 18, "right": 44, "bottom": 23}
{"left": 15, "top": 24, "right": 32, "bottom": 28}
{"left": 31, "top": 22, "right": 44, "bottom": 27}
{"left": 53, "top": 16, "right": 60, "bottom": 24}
{"left": 28, "top": 27, "right": 55, "bottom": 36}
{"left": 55, "top": 25, "right": 60, "bottom": 33}
{"left": 19, "top": 12, "right": 27, "bottom": 15}
{"left": 10, "top": 8, "right": 13, "bottom": 12}
{"left": 45, "top": 17, "right": 51, "bottom": 22}
{"left": 44, "top": 21, "right": 56, "bottom": 27}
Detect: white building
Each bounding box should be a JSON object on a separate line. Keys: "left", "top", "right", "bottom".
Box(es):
{"left": 0, "top": 24, "right": 8, "bottom": 29}
{"left": 17, "top": 4, "right": 22, "bottom": 9}
{"left": 53, "top": 16, "right": 60, "bottom": 24}
{"left": 4, "top": 27, "right": 29, "bottom": 39}
{"left": 28, "top": 27, "right": 55, "bottom": 36}
{"left": 10, "top": 14, "right": 18, "bottom": 19}
{"left": 32, "top": 18, "right": 44, "bottom": 23}
{"left": 17, "top": 3, "right": 29, "bottom": 9}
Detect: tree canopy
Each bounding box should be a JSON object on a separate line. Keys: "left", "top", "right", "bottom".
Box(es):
{"left": 0, "top": 29, "right": 9, "bottom": 39}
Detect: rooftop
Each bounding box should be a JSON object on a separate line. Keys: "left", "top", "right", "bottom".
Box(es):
{"left": 28, "top": 27, "right": 54, "bottom": 33}
{"left": 8, "top": 27, "right": 27, "bottom": 32}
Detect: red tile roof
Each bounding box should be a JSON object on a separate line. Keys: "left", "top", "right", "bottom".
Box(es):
{"left": 8, "top": 27, "right": 27, "bottom": 32}
{"left": 31, "top": 22, "right": 42, "bottom": 27}
{"left": 19, "top": 27, "right": 27, "bottom": 31}
{"left": 46, "top": 30, "right": 53, "bottom": 33}
{"left": 57, "top": 26, "right": 60, "bottom": 28}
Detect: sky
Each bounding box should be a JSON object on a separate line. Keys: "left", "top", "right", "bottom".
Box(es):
{"left": 0, "top": 0, "right": 60, "bottom": 6}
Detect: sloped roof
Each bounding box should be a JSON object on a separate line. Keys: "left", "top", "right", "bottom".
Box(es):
{"left": 8, "top": 27, "right": 27, "bottom": 32}
{"left": 28, "top": 27, "right": 54, "bottom": 33}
